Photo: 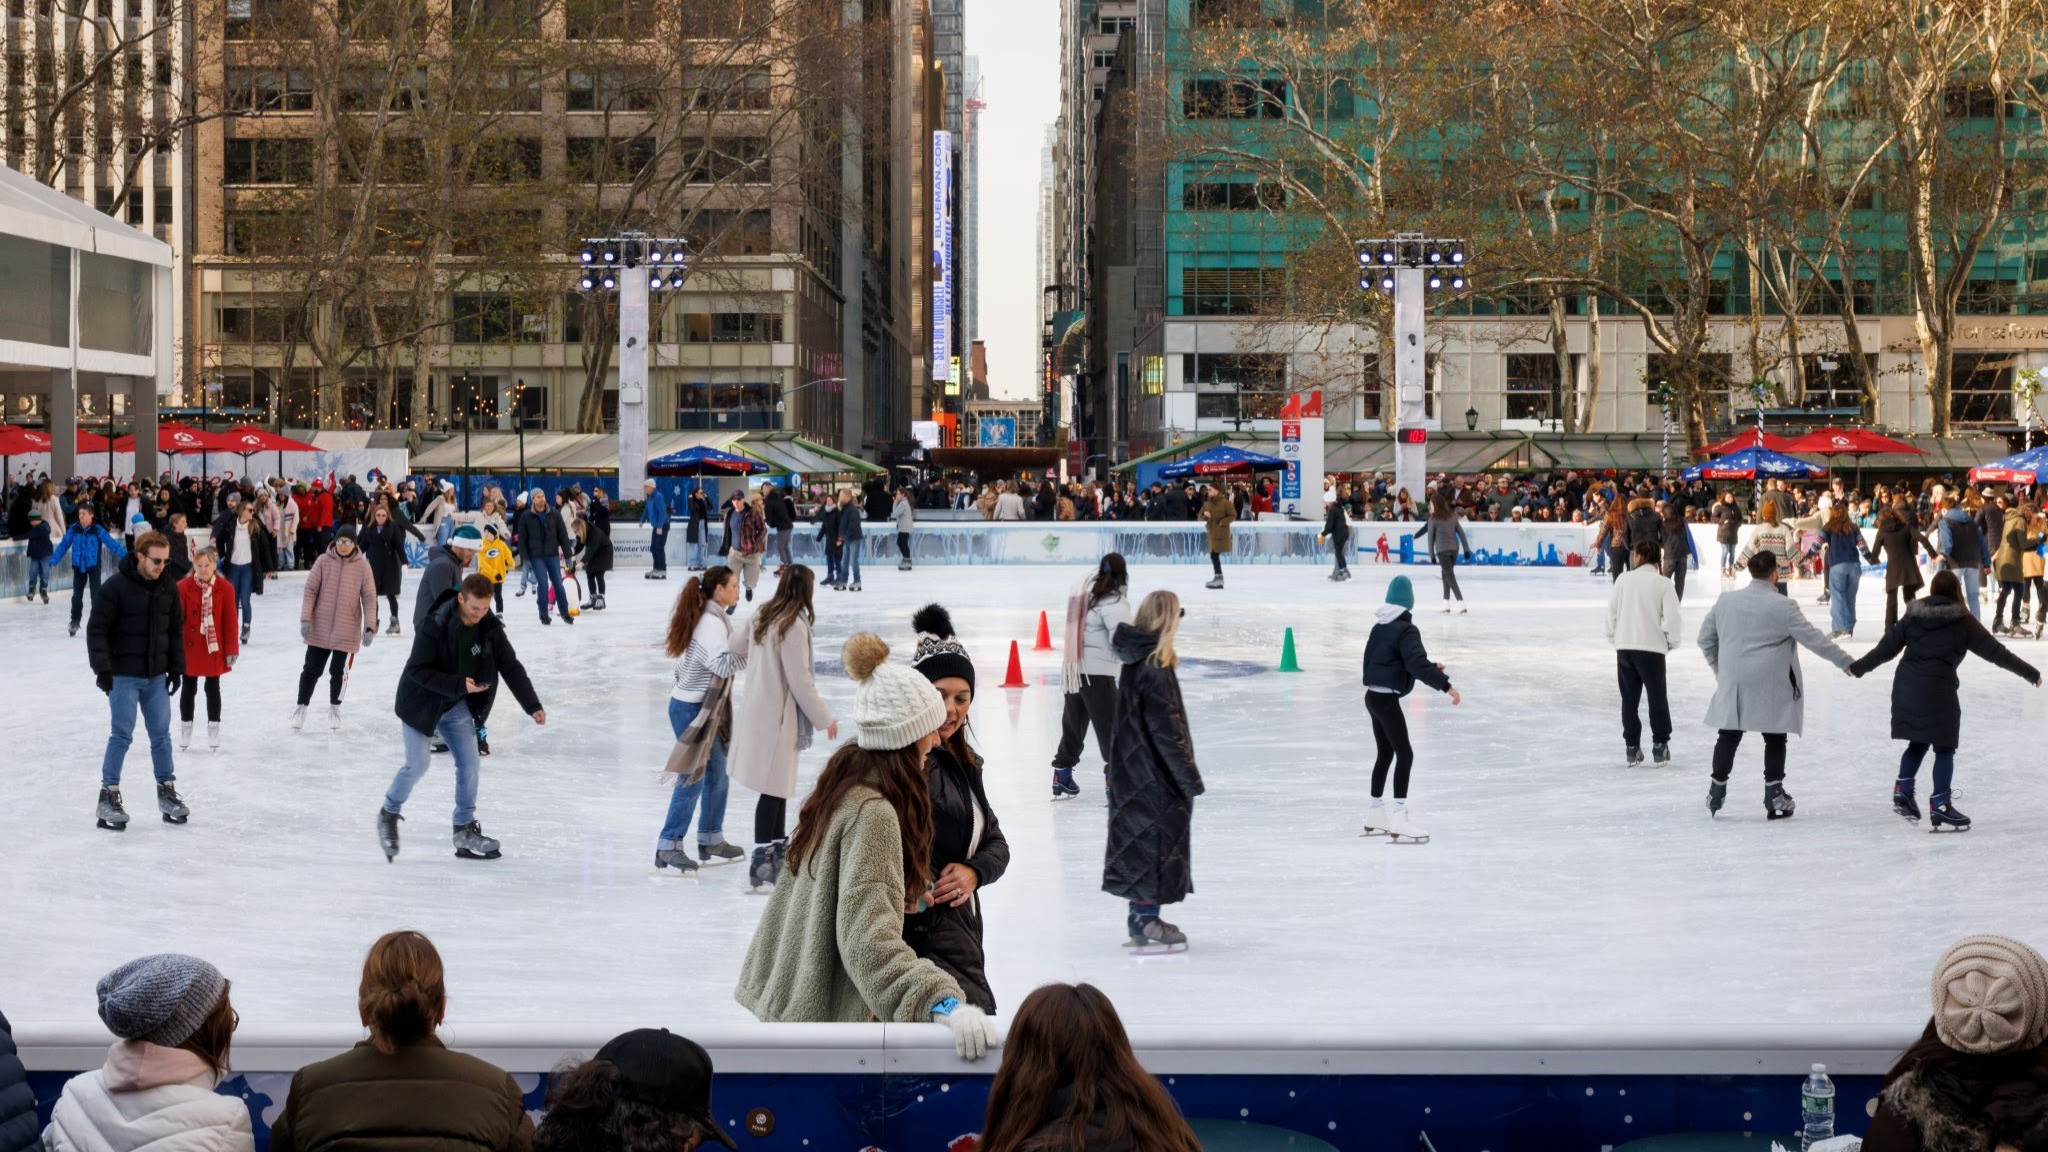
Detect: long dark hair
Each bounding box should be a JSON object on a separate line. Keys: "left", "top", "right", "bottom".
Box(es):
{"left": 535, "top": 1058, "right": 709, "bottom": 1152}
{"left": 752, "top": 563, "right": 816, "bottom": 643}
{"left": 664, "top": 566, "right": 734, "bottom": 658}
{"left": 1088, "top": 552, "right": 1127, "bottom": 607}
{"left": 1880, "top": 1017, "right": 2048, "bottom": 1140}
{"left": 979, "top": 983, "right": 1200, "bottom": 1152}
{"left": 787, "top": 741, "right": 935, "bottom": 898}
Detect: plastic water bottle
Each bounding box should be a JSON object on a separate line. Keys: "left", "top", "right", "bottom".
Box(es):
{"left": 1801, "top": 1062, "right": 1836, "bottom": 1150}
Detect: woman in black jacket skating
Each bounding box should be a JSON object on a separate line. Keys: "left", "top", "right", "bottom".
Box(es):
{"left": 1868, "top": 497, "right": 1932, "bottom": 632}
{"left": 1848, "top": 570, "right": 2039, "bottom": 831}
{"left": 905, "top": 605, "right": 1010, "bottom": 1012}
{"left": 1360, "top": 575, "right": 1461, "bottom": 843}
{"left": 357, "top": 499, "right": 423, "bottom": 633}
{"left": 1104, "top": 590, "right": 1203, "bottom": 950}
{"left": 1323, "top": 492, "right": 1352, "bottom": 581}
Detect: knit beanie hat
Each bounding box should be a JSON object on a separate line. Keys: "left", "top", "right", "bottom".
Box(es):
{"left": 842, "top": 633, "right": 946, "bottom": 751}
{"left": 333, "top": 523, "right": 358, "bottom": 544}
{"left": 450, "top": 525, "right": 484, "bottom": 549}
{"left": 1385, "top": 575, "right": 1414, "bottom": 611}
{"left": 909, "top": 605, "right": 974, "bottom": 692}
{"left": 1931, "top": 934, "right": 2048, "bottom": 1054}
{"left": 97, "top": 954, "right": 226, "bottom": 1047}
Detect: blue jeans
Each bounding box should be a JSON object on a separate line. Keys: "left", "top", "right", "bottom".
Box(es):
{"left": 1899, "top": 742, "right": 1956, "bottom": 796}
{"left": 1956, "top": 566, "right": 1983, "bottom": 617}
{"left": 688, "top": 537, "right": 706, "bottom": 568}
{"left": 26, "top": 557, "right": 49, "bottom": 595}
{"left": 1720, "top": 541, "right": 1737, "bottom": 570}
{"left": 103, "top": 674, "right": 175, "bottom": 786}
{"left": 649, "top": 525, "right": 669, "bottom": 571}
{"left": 659, "top": 698, "right": 730, "bottom": 848}
{"left": 844, "top": 542, "right": 861, "bottom": 585}
{"left": 385, "top": 702, "right": 481, "bottom": 825}
{"left": 225, "top": 562, "right": 254, "bottom": 627}
{"left": 1827, "top": 563, "right": 1860, "bottom": 634}
{"left": 533, "top": 555, "right": 568, "bottom": 621}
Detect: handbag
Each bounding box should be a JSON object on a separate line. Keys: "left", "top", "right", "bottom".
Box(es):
{"left": 664, "top": 675, "right": 732, "bottom": 786}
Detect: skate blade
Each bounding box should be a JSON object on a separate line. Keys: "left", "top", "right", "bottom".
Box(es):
{"left": 1123, "top": 942, "right": 1189, "bottom": 956}
{"left": 1930, "top": 824, "right": 1972, "bottom": 833}
{"left": 1387, "top": 834, "right": 1430, "bottom": 844}
{"left": 1360, "top": 826, "right": 1391, "bottom": 837}
{"left": 1051, "top": 794, "right": 1078, "bottom": 803}
{"left": 454, "top": 848, "right": 503, "bottom": 860}
{"left": 696, "top": 856, "right": 744, "bottom": 868}
{"left": 161, "top": 815, "right": 187, "bottom": 825}
{"left": 650, "top": 867, "right": 701, "bottom": 879}
{"left": 96, "top": 820, "right": 127, "bottom": 831}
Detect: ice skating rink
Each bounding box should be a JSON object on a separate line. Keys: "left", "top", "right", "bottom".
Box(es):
{"left": 5, "top": 561, "right": 2045, "bottom": 1038}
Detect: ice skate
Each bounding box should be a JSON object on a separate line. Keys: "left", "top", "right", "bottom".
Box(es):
{"left": 1205, "top": 575, "right": 1224, "bottom": 590}
{"left": 178, "top": 721, "right": 193, "bottom": 750}
{"left": 1626, "top": 744, "right": 1643, "bottom": 767}
{"left": 1929, "top": 793, "right": 1971, "bottom": 832}
{"left": 591, "top": 595, "right": 606, "bottom": 611}
{"left": 1765, "top": 782, "right": 1796, "bottom": 821}
{"left": 156, "top": 781, "right": 188, "bottom": 825}
{"left": 387, "top": 620, "right": 400, "bottom": 635}
{"left": 850, "top": 583, "right": 861, "bottom": 591}
{"left": 697, "top": 840, "right": 745, "bottom": 865}
{"left": 69, "top": 620, "right": 78, "bottom": 637}
{"left": 898, "top": 560, "right": 912, "bottom": 571}
{"left": 1707, "top": 779, "right": 1727, "bottom": 817}
{"left": 239, "top": 623, "right": 249, "bottom": 645}
{"left": 475, "top": 735, "right": 491, "bottom": 756}
{"left": 748, "top": 841, "right": 785, "bottom": 890}
{"left": 1360, "top": 798, "right": 1391, "bottom": 837}
{"left": 328, "top": 703, "right": 342, "bottom": 730}
{"left": 1652, "top": 741, "right": 1671, "bottom": 765}
{"left": 290, "top": 704, "right": 306, "bottom": 731}
{"left": 96, "top": 785, "right": 129, "bottom": 831}
{"left": 1890, "top": 779, "right": 1923, "bottom": 822}
{"left": 1457, "top": 605, "right": 1468, "bottom": 614}
{"left": 1052, "top": 767, "right": 1079, "bottom": 801}
{"left": 207, "top": 722, "right": 220, "bottom": 751}
{"left": 1125, "top": 915, "right": 1189, "bottom": 953}
{"left": 452, "top": 821, "right": 501, "bottom": 859}
{"left": 1387, "top": 807, "right": 1431, "bottom": 844}
{"left": 654, "top": 847, "right": 699, "bottom": 874}
{"left": 377, "top": 809, "right": 402, "bottom": 861}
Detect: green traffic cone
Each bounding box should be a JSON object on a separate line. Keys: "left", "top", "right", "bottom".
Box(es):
{"left": 1278, "top": 627, "right": 1301, "bottom": 673}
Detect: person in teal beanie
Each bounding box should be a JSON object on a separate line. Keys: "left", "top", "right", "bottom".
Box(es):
{"left": 1359, "top": 575, "right": 1461, "bottom": 843}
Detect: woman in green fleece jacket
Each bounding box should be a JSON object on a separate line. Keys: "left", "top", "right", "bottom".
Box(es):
{"left": 735, "top": 633, "right": 996, "bottom": 1061}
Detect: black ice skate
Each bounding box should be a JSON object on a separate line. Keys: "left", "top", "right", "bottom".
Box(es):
{"left": 96, "top": 785, "right": 129, "bottom": 831}
{"left": 748, "top": 841, "right": 786, "bottom": 890}
{"left": 697, "top": 840, "right": 745, "bottom": 865}
{"left": 156, "top": 781, "right": 189, "bottom": 824}
{"left": 1626, "top": 745, "right": 1644, "bottom": 767}
{"left": 654, "top": 847, "right": 699, "bottom": 874}
{"left": 1653, "top": 741, "right": 1671, "bottom": 765}
{"left": 378, "top": 809, "right": 402, "bottom": 861}
{"left": 1893, "top": 780, "right": 1922, "bottom": 823}
{"left": 1052, "top": 768, "right": 1079, "bottom": 801}
{"left": 1125, "top": 916, "right": 1189, "bottom": 953}
{"left": 1929, "top": 793, "right": 1972, "bottom": 832}
{"left": 453, "top": 821, "right": 501, "bottom": 859}
{"left": 1706, "top": 779, "right": 1727, "bottom": 817}
{"left": 1765, "top": 782, "right": 1796, "bottom": 821}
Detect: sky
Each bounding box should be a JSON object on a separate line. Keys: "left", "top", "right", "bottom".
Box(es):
{"left": 965, "top": 0, "right": 1059, "bottom": 400}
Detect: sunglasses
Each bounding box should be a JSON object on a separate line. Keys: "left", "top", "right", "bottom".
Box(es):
{"left": 1178, "top": 607, "right": 1185, "bottom": 619}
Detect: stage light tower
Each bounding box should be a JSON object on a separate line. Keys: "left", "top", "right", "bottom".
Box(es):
{"left": 1356, "top": 231, "right": 1470, "bottom": 502}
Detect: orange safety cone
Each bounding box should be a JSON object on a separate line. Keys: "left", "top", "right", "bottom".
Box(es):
{"left": 1002, "top": 640, "right": 1028, "bottom": 688}
{"left": 1033, "top": 610, "right": 1054, "bottom": 651}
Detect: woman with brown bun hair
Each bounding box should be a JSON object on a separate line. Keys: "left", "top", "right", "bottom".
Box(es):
{"left": 978, "top": 983, "right": 1199, "bottom": 1152}
{"left": 268, "top": 931, "right": 532, "bottom": 1152}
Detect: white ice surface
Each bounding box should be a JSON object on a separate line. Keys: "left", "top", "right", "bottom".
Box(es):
{"left": 3, "top": 562, "right": 2042, "bottom": 1038}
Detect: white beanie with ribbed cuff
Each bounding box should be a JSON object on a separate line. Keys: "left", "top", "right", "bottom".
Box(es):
{"left": 843, "top": 633, "right": 946, "bottom": 751}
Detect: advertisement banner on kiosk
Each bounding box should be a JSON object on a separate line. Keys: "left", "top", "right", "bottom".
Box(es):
{"left": 1277, "top": 390, "right": 1325, "bottom": 520}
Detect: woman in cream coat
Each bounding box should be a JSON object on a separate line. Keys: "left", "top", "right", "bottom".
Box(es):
{"left": 728, "top": 563, "right": 838, "bottom": 888}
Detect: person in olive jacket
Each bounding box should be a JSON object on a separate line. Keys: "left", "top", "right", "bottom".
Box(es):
{"left": 905, "top": 605, "right": 1010, "bottom": 1013}
{"left": 0, "top": 1007, "right": 35, "bottom": 1152}
{"left": 269, "top": 931, "right": 532, "bottom": 1152}
{"left": 1849, "top": 570, "right": 2038, "bottom": 832}
{"left": 1104, "top": 591, "right": 1204, "bottom": 950}
{"left": 87, "top": 531, "right": 188, "bottom": 832}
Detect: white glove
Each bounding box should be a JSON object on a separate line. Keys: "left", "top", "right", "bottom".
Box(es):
{"left": 937, "top": 1004, "right": 992, "bottom": 1061}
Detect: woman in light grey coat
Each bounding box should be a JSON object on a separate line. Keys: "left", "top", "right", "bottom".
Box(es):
{"left": 1696, "top": 551, "right": 1853, "bottom": 820}
{"left": 891, "top": 489, "right": 916, "bottom": 571}
{"left": 728, "top": 564, "right": 839, "bottom": 887}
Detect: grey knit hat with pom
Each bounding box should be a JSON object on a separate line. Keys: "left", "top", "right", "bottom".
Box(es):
{"left": 1931, "top": 934, "right": 2048, "bottom": 1055}
{"left": 97, "top": 954, "right": 226, "bottom": 1047}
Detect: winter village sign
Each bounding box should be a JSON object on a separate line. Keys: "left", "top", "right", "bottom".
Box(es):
{"left": 1884, "top": 322, "right": 2048, "bottom": 352}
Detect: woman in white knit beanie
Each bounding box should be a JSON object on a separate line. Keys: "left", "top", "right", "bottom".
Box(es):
{"left": 1864, "top": 933, "right": 2048, "bottom": 1151}
{"left": 733, "top": 633, "right": 996, "bottom": 1062}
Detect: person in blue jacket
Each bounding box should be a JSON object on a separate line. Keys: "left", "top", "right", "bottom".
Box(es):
{"left": 1359, "top": 575, "right": 1461, "bottom": 843}
{"left": 641, "top": 479, "right": 671, "bottom": 580}
{"left": 52, "top": 503, "right": 126, "bottom": 637}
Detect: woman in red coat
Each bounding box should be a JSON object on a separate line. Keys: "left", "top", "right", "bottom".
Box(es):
{"left": 178, "top": 546, "right": 240, "bottom": 752}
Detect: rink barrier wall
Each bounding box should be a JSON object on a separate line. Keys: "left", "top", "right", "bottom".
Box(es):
{"left": 17, "top": 1023, "right": 1910, "bottom": 1150}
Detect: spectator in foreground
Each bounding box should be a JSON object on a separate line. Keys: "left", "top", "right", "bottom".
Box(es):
{"left": 0, "top": 1007, "right": 29, "bottom": 1152}
{"left": 268, "top": 930, "right": 532, "bottom": 1152}
{"left": 533, "top": 1029, "right": 738, "bottom": 1152}
{"left": 1863, "top": 934, "right": 2048, "bottom": 1151}
{"left": 41, "top": 954, "right": 252, "bottom": 1152}
{"left": 977, "top": 982, "right": 1199, "bottom": 1152}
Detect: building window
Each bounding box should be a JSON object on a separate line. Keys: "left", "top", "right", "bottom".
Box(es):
{"left": 682, "top": 136, "right": 767, "bottom": 183}
{"left": 1180, "top": 266, "right": 1283, "bottom": 316}
{"left": 1182, "top": 77, "right": 1287, "bottom": 119}
{"left": 223, "top": 211, "right": 302, "bottom": 255}
{"left": 682, "top": 66, "right": 772, "bottom": 110}
{"left": 470, "top": 136, "right": 542, "bottom": 182}
{"left": 1181, "top": 180, "right": 1285, "bottom": 210}
{"left": 224, "top": 136, "right": 316, "bottom": 184}
{"left": 1092, "top": 49, "right": 1117, "bottom": 69}
{"left": 451, "top": 293, "right": 546, "bottom": 343}
{"left": 1950, "top": 353, "right": 2016, "bottom": 426}
{"left": 676, "top": 381, "right": 779, "bottom": 429}
{"left": 566, "top": 68, "right": 658, "bottom": 112}
{"left": 448, "top": 374, "right": 500, "bottom": 421}
{"left": 1503, "top": 353, "right": 1562, "bottom": 423}
{"left": 679, "top": 312, "right": 784, "bottom": 343}
{"left": 566, "top": 136, "right": 656, "bottom": 182}
{"left": 685, "top": 209, "right": 774, "bottom": 255}
{"left": 225, "top": 68, "right": 312, "bottom": 112}
{"left": 1958, "top": 279, "right": 2016, "bottom": 315}
{"left": 215, "top": 305, "right": 305, "bottom": 342}
{"left": 1099, "top": 14, "right": 1134, "bottom": 34}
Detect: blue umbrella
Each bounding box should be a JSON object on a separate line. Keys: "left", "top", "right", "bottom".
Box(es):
{"left": 1159, "top": 445, "right": 1289, "bottom": 479}
{"left": 1970, "top": 445, "right": 2048, "bottom": 485}
{"left": 1680, "top": 445, "right": 1829, "bottom": 482}
{"left": 648, "top": 446, "right": 769, "bottom": 477}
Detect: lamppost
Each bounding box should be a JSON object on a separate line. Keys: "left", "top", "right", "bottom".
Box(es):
{"left": 1818, "top": 357, "right": 1840, "bottom": 409}
{"left": 774, "top": 377, "right": 848, "bottom": 420}
{"left": 1464, "top": 406, "right": 1478, "bottom": 432}
{"left": 459, "top": 373, "right": 473, "bottom": 508}
{"left": 512, "top": 377, "right": 528, "bottom": 493}
{"left": 1653, "top": 379, "right": 1675, "bottom": 482}
{"left": 1355, "top": 233, "right": 1469, "bottom": 501}
{"left": 577, "top": 233, "right": 690, "bottom": 496}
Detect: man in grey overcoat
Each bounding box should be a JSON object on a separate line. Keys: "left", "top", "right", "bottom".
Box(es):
{"left": 1697, "top": 550, "right": 1853, "bottom": 820}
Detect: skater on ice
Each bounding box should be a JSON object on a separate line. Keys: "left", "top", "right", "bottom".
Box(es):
{"left": 209, "top": 498, "right": 270, "bottom": 644}
{"left": 175, "top": 546, "right": 238, "bottom": 754}
{"left": 413, "top": 524, "right": 480, "bottom": 631}
{"left": 54, "top": 503, "right": 124, "bottom": 637}
{"left": 640, "top": 479, "right": 671, "bottom": 580}
{"left": 516, "top": 489, "right": 573, "bottom": 626}
{"left": 906, "top": 604, "right": 1010, "bottom": 1012}
{"left": 357, "top": 499, "right": 423, "bottom": 637}
{"left": 1105, "top": 590, "right": 1204, "bottom": 949}
{"left": 1359, "top": 575, "right": 1459, "bottom": 843}
{"left": 1053, "top": 552, "right": 1132, "bottom": 801}
{"left": 294, "top": 524, "right": 379, "bottom": 732}
{"left": 381, "top": 573, "right": 545, "bottom": 862}
{"left": 734, "top": 632, "right": 996, "bottom": 1061}
{"left": 1870, "top": 496, "right": 1933, "bottom": 632}
{"left": 1607, "top": 540, "right": 1682, "bottom": 767}
{"left": 1323, "top": 487, "right": 1352, "bottom": 581}
{"left": 654, "top": 565, "right": 749, "bottom": 873}
{"left": 1198, "top": 482, "right": 1233, "bottom": 590}
{"left": 1420, "top": 488, "right": 1472, "bottom": 612}
{"left": 1821, "top": 502, "right": 1865, "bottom": 638}
{"left": 86, "top": 531, "right": 187, "bottom": 830}
{"left": 1847, "top": 570, "right": 2039, "bottom": 832}
{"left": 1696, "top": 551, "right": 1853, "bottom": 819}
{"left": 728, "top": 564, "right": 838, "bottom": 888}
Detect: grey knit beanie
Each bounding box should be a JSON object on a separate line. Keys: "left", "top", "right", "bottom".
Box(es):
{"left": 1931, "top": 934, "right": 2048, "bottom": 1054}
{"left": 97, "top": 954, "right": 226, "bottom": 1047}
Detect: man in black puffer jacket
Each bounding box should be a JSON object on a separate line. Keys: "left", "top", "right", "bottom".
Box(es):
{"left": 0, "top": 1007, "right": 35, "bottom": 1152}
{"left": 86, "top": 531, "right": 188, "bottom": 831}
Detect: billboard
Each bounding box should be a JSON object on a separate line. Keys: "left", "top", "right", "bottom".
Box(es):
{"left": 978, "top": 417, "right": 1017, "bottom": 448}
{"left": 932, "top": 130, "right": 953, "bottom": 383}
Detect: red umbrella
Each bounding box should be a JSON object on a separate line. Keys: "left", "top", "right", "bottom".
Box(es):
{"left": 111, "top": 422, "right": 238, "bottom": 454}
{"left": 1693, "top": 429, "right": 1801, "bottom": 457}
{"left": 0, "top": 425, "right": 114, "bottom": 453}
{"left": 218, "top": 424, "right": 320, "bottom": 480}
{"left": 1781, "top": 428, "right": 1922, "bottom": 458}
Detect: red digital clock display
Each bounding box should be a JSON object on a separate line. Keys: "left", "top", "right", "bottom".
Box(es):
{"left": 1397, "top": 428, "right": 1428, "bottom": 445}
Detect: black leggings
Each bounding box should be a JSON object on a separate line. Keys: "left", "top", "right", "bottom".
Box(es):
{"left": 493, "top": 583, "right": 505, "bottom": 613}
{"left": 897, "top": 532, "right": 912, "bottom": 561}
{"left": 1053, "top": 675, "right": 1119, "bottom": 769}
{"left": 384, "top": 594, "right": 399, "bottom": 622}
{"left": 179, "top": 675, "right": 221, "bottom": 722}
{"left": 1210, "top": 551, "right": 1223, "bottom": 577}
{"left": 588, "top": 570, "right": 606, "bottom": 598}
{"left": 1885, "top": 584, "right": 1920, "bottom": 632}
{"left": 1437, "top": 552, "right": 1463, "bottom": 602}
{"left": 1333, "top": 535, "right": 1350, "bottom": 571}
{"left": 297, "top": 646, "right": 349, "bottom": 705}
{"left": 1365, "top": 692, "right": 1414, "bottom": 799}
{"left": 1668, "top": 561, "right": 1688, "bottom": 601}
{"left": 754, "top": 795, "right": 788, "bottom": 845}
{"left": 1997, "top": 580, "right": 2027, "bottom": 626}
{"left": 1712, "top": 730, "right": 1787, "bottom": 783}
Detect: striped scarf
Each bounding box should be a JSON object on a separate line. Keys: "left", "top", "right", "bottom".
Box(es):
{"left": 197, "top": 577, "right": 220, "bottom": 655}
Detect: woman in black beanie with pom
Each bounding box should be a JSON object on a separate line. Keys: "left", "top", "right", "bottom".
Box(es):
{"left": 906, "top": 604, "right": 1010, "bottom": 1013}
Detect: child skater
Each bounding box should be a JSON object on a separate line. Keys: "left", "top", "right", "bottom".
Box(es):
{"left": 1848, "top": 570, "right": 2039, "bottom": 831}
{"left": 476, "top": 524, "right": 516, "bottom": 615}
{"left": 177, "top": 546, "right": 240, "bottom": 751}
{"left": 1360, "top": 575, "right": 1461, "bottom": 843}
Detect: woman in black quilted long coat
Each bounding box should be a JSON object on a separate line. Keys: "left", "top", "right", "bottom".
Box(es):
{"left": 1103, "top": 590, "right": 1204, "bottom": 951}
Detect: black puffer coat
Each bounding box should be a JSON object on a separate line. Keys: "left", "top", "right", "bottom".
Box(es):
{"left": 356, "top": 519, "right": 416, "bottom": 597}
{"left": 581, "top": 519, "right": 613, "bottom": 578}
{"left": 1362, "top": 609, "right": 1453, "bottom": 697}
{"left": 1870, "top": 517, "right": 1928, "bottom": 592}
{"left": 395, "top": 589, "right": 542, "bottom": 737}
{"left": 514, "top": 506, "right": 561, "bottom": 563}
{"left": 0, "top": 1008, "right": 36, "bottom": 1152}
{"left": 87, "top": 551, "right": 184, "bottom": 680}
{"left": 1849, "top": 595, "right": 2038, "bottom": 747}
{"left": 1103, "top": 624, "right": 1203, "bottom": 906}
{"left": 904, "top": 741, "right": 1009, "bottom": 1012}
